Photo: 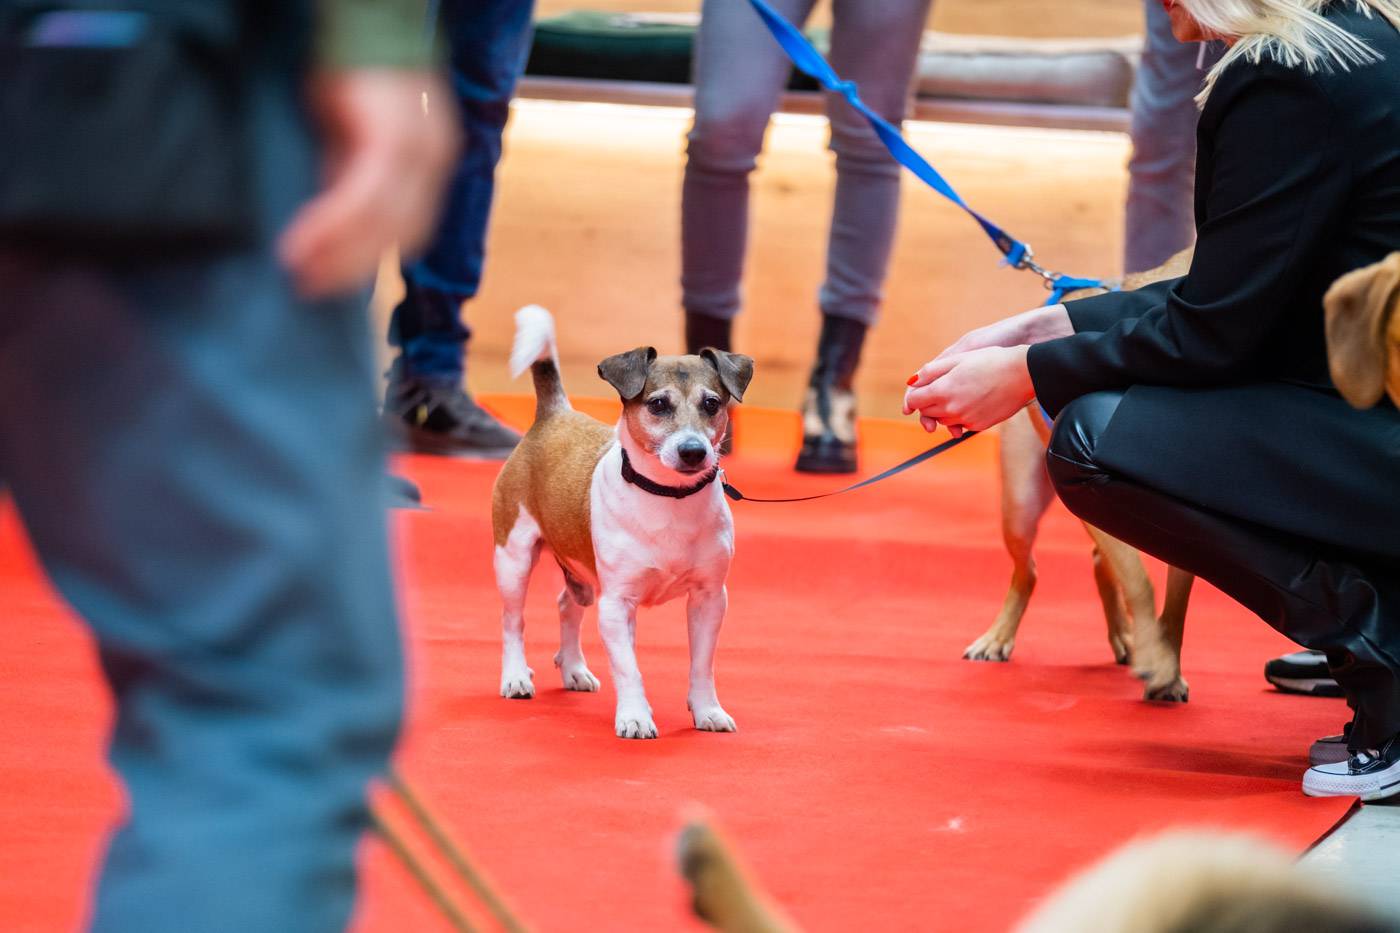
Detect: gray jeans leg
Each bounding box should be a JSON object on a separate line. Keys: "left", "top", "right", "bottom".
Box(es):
{"left": 682, "top": 0, "right": 818, "bottom": 321}
{"left": 822, "top": 0, "right": 933, "bottom": 324}
{"left": 1124, "top": 0, "right": 1220, "bottom": 274}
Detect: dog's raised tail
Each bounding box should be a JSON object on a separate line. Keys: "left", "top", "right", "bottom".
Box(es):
{"left": 510, "top": 305, "right": 569, "bottom": 418}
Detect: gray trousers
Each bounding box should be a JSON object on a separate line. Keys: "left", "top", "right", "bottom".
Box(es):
{"left": 1124, "top": 0, "right": 1221, "bottom": 274}
{"left": 0, "top": 65, "right": 402, "bottom": 933}
{"left": 682, "top": 0, "right": 932, "bottom": 325}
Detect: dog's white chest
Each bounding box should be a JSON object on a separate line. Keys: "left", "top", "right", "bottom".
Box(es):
{"left": 590, "top": 452, "right": 734, "bottom": 607}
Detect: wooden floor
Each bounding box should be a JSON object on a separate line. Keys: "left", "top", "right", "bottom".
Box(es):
{"left": 535, "top": 0, "right": 1145, "bottom": 39}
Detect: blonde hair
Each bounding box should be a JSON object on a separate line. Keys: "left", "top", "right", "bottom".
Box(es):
{"left": 1182, "top": 0, "right": 1400, "bottom": 101}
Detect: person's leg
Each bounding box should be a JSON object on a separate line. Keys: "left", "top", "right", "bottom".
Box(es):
{"left": 793, "top": 0, "right": 932, "bottom": 474}
{"left": 1123, "top": 1, "right": 1220, "bottom": 274}
{"left": 681, "top": 0, "right": 818, "bottom": 354}
{"left": 0, "top": 68, "right": 405, "bottom": 923}
{"left": 1046, "top": 392, "right": 1400, "bottom": 796}
{"left": 385, "top": 0, "right": 535, "bottom": 456}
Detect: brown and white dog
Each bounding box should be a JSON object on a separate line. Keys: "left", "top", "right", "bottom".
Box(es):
{"left": 963, "top": 250, "right": 1196, "bottom": 702}
{"left": 490, "top": 306, "right": 754, "bottom": 739}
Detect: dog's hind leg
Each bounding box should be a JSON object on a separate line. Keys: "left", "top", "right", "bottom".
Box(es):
{"left": 554, "top": 580, "right": 601, "bottom": 692}
{"left": 495, "top": 508, "right": 543, "bottom": 699}
{"left": 1143, "top": 567, "right": 1194, "bottom": 702}
{"left": 1090, "top": 544, "right": 1133, "bottom": 665}
{"left": 966, "top": 409, "right": 1054, "bottom": 662}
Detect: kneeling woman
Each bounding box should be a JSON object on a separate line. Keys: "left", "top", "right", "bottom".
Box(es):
{"left": 905, "top": 0, "right": 1400, "bottom": 801}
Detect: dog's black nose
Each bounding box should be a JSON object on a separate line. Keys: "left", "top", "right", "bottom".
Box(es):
{"left": 678, "top": 439, "right": 708, "bottom": 467}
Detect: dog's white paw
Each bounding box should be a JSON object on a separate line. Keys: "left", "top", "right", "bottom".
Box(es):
{"left": 561, "top": 666, "right": 601, "bottom": 692}
{"left": 615, "top": 705, "right": 658, "bottom": 740}
{"left": 692, "top": 706, "right": 737, "bottom": 733}
{"left": 500, "top": 666, "right": 535, "bottom": 699}
{"left": 964, "top": 632, "right": 1015, "bottom": 662}
{"left": 1144, "top": 675, "right": 1190, "bottom": 703}
{"left": 554, "top": 651, "right": 600, "bottom": 692}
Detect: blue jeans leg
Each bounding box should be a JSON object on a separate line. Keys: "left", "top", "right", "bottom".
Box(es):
{"left": 392, "top": 0, "right": 537, "bottom": 381}
{"left": 0, "top": 71, "right": 404, "bottom": 927}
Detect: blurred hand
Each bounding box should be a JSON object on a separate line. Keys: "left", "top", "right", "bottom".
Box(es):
{"left": 903, "top": 346, "right": 1035, "bottom": 435}
{"left": 280, "top": 69, "right": 459, "bottom": 299}
{"left": 934, "top": 304, "right": 1073, "bottom": 361}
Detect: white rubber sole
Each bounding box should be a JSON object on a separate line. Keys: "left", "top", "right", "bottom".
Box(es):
{"left": 1303, "top": 759, "right": 1400, "bottom": 802}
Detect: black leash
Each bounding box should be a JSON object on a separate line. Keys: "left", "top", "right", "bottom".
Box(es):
{"left": 721, "top": 432, "right": 978, "bottom": 503}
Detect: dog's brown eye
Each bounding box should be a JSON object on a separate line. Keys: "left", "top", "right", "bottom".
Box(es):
{"left": 701, "top": 396, "right": 722, "bottom": 416}
{"left": 647, "top": 397, "right": 672, "bottom": 417}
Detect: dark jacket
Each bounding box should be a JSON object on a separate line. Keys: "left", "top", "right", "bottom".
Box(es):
{"left": 1024, "top": 3, "right": 1400, "bottom": 561}
{"left": 1028, "top": 2, "right": 1400, "bottom": 416}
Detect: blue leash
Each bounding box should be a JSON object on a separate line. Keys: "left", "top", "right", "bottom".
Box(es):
{"left": 744, "top": 0, "right": 1114, "bottom": 306}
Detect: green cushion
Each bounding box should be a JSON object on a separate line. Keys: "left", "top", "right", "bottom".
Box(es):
{"left": 525, "top": 11, "right": 817, "bottom": 89}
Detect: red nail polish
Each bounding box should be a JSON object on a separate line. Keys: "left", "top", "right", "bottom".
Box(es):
{"left": 907, "top": 374, "right": 919, "bottom": 386}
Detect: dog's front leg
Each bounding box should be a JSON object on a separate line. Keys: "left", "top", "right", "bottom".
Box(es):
{"left": 687, "top": 586, "right": 736, "bottom": 733}
{"left": 598, "top": 593, "right": 657, "bottom": 739}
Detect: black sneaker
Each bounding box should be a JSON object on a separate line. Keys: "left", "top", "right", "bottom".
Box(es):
{"left": 1303, "top": 735, "right": 1400, "bottom": 801}
{"left": 1264, "top": 649, "right": 1344, "bottom": 697}
{"left": 383, "top": 376, "right": 521, "bottom": 458}
{"left": 1310, "top": 722, "right": 1352, "bottom": 767}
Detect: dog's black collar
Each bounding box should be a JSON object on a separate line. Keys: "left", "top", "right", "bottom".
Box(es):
{"left": 619, "top": 448, "right": 719, "bottom": 499}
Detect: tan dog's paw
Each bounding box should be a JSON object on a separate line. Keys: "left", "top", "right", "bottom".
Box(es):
{"left": 615, "top": 707, "right": 658, "bottom": 739}
{"left": 964, "top": 631, "right": 1015, "bottom": 662}
{"left": 500, "top": 666, "right": 535, "bottom": 699}
{"left": 1144, "top": 675, "right": 1190, "bottom": 703}
{"left": 1109, "top": 630, "right": 1133, "bottom": 666}
{"left": 692, "top": 706, "right": 737, "bottom": 733}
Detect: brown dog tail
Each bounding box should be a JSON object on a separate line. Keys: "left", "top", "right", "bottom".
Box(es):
{"left": 510, "top": 305, "right": 570, "bottom": 421}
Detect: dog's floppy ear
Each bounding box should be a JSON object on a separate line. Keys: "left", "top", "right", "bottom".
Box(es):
{"left": 1324, "top": 253, "right": 1400, "bottom": 409}
{"left": 597, "top": 346, "right": 657, "bottom": 400}
{"left": 700, "top": 348, "right": 755, "bottom": 403}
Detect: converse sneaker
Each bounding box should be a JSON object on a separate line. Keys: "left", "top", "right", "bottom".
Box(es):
{"left": 1264, "top": 649, "right": 1343, "bottom": 697}
{"left": 1309, "top": 722, "right": 1352, "bottom": 767}
{"left": 1302, "top": 735, "right": 1400, "bottom": 801}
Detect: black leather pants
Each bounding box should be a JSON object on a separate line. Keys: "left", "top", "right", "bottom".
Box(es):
{"left": 1047, "top": 391, "right": 1400, "bottom": 751}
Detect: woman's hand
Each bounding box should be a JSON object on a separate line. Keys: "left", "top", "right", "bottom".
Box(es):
{"left": 936, "top": 304, "right": 1074, "bottom": 360}
{"left": 903, "top": 346, "right": 1037, "bottom": 435}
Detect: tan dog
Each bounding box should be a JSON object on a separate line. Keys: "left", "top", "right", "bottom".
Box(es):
{"left": 678, "top": 822, "right": 1393, "bottom": 933}
{"left": 491, "top": 306, "right": 754, "bottom": 739}
{"left": 1325, "top": 251, "right": 1400, "bottom": 410}
{"left": 963, "top": 250, "right": 1196, "bottom": 702}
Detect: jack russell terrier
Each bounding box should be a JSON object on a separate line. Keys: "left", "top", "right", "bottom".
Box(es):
{"left": 964, "top": 249, "right": 1196, "bottom": 702}
{"left": 491, "top": 306, "right": 754, "bottom": 739}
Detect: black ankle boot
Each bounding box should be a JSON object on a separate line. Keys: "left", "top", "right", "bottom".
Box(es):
{"left": 796, "top": 314, "right": 867, "bottom": 474}
{"left": 685, "top": 311, "right": 733, "bottom": 354}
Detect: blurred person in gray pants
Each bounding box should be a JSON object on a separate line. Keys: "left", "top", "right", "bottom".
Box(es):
{"left": 680, "top": 0, "right": 933, "bottom": 475}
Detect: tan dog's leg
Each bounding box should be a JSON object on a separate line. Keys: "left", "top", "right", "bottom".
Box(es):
{"left": 678, "top": 820, "right": 796, "bottom": 933}
{"left": 966, "top": 408, "right": 1055, "bottom": 662}
{"left": 1146, "top": 567, "right": 1194, "bottom": 701}
{"left": 1089, "top": 544, "right": 1134, "bottom": 665}
{"left": 1081, "top": 526, "right": 1186, "bottom": 701}
{"left": 553, "top": 587, "right": 601, "bottom": 692}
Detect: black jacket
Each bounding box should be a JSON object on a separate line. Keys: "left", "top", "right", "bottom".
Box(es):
{"left": 1028, "top": 2, "right": 1400, "bottom": 415}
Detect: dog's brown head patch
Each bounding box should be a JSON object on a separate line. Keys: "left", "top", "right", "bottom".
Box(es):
{"left": 598, "top": 348, "right": 755, "bottom": 480}
{"left": 1325, "top": 252, "right": 1400, "bottom": 409}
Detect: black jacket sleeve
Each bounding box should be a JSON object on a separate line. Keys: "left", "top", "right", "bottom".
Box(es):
{"left": 1062, "top": 278, "right": 1183, "bottom": 333}
{"left": 1026, "top": 62, "right": 1348, "bottom": 415}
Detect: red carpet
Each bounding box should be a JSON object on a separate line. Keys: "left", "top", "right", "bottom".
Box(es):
{"left": 0, "top": 397, "right": 1352, "bottom": 932}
